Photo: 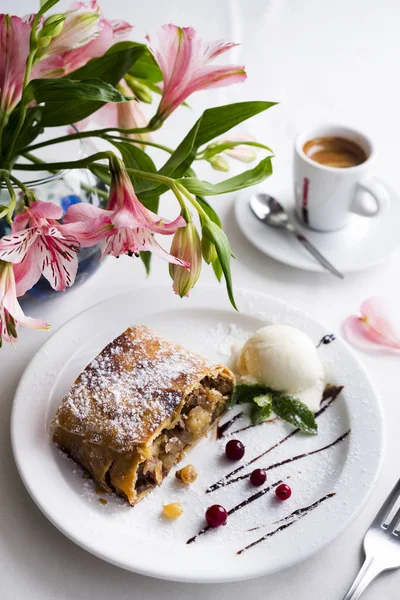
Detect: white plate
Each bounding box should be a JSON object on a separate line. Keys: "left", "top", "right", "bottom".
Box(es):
{"left": 11, "top": 286, "right": 384, "bottom": 583}
{"left": 235, "top": 182, "right": 400, "bottom": 273}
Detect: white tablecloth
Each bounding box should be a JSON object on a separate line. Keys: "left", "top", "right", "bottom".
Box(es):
{"left": 2, "top": 1, "right": 400, "bottom": 598}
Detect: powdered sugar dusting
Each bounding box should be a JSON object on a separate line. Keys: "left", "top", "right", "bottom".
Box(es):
{"left": 54, "top": 326, "right": 216, "bottom": 451}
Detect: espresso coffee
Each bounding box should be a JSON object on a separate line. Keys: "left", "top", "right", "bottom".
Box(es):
{"left": 303, "top": 136, "right": 367, "bottom": 168}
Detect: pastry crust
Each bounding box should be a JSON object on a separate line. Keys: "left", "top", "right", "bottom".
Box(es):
{"left": 53, "top": 326, "right": 234, "bottom": 505}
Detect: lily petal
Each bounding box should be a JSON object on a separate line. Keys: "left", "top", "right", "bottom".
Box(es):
{"left": 36, "top": 231, "right": 79, "bottom": 291}
{"left": 4, "top": 268, "right": 48, "bottom": 330}
{"left": 0, "top": 15, "right": 31, "bottom": 114}
{"left": 0, "top": 228, "right": 38, "bottom": 263}
{"left": 59, "top": 217, "right": 113, "bottom": 247}
{"left": 343, "top": 298, "right": 400, "bottom": 353}
{"left": 137, "top": 230, "right": 191, "bottom": 267}
{"left": 13, "top": 247, "right": 42, "bottom": 297}
{"left": 360, "top": 297, "right": 400, "bottom": 348}
{"left": 28, "top": 200, "right": 63, "bottom": 221}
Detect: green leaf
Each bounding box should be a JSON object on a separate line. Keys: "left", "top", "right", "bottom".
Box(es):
{"left": 272, "top": 394, "right": 318, "bottom": 435}
{"left": 202, "top": 219, "right": 237, "bottom": 310}
{"left": 251, "top": 394, "right": 273, "bottom": 424}
{"left": 24, "top": 77, "right": 129, "bottom": 104}
{"left": 140, "top": 251, "right": 152, "bottom": 275}
{"left": 135, "top": 101, "right": 276, "bottom": 200}
{"left": 38, "top": 0, "right": 59, "bottom": 15}
{"left": 203, "top": 140, "right": 273, "bottom": 159}
{"left": 67, "top": 42, "right": 146, "bottom": 86}
{"left": 90, "top": 164, "right": 111, "bottom": 186}
{"left": 212, "top": 257, "right": 223, "bottom": 282}
{"left": 254, "top": 394, "right": 273, "bottom": 407}
{"left": 197, "top": 196, "right": 222, "bottom": 228}
{"left": 109, "top": 141, "right": 155, "bottom": 179}
{"left": 25, "top": 78, "right": 130, "bottom": 127}
{"left": 176, "top": 157, "right": 273, "bottom": 196}
{"left": 129, "top": 51, "right": 163, "bottom": 83}
{"left": 1, "top": 106, "right": 43, "bottom": 157}
{"left": 230, "top": 383, "right": 272, "bottom": 407}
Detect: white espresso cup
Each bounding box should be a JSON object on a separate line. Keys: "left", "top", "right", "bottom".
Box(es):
{"left": 293, "top": 125, "right": 389, "bottom": 231}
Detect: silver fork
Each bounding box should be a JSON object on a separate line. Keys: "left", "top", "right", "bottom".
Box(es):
{"left": 343, "top": 478, "right": 400, "bottom": 599}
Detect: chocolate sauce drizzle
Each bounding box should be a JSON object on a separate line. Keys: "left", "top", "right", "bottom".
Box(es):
{"left": 228, "top": 418, "right": 277, "bottom": 437}
{"left": 248, "top": 492, "right": 336, "bottom": 531}
{"left": 237, "top": 492, "right": 336, "bottom": 554}
{"left": 215, "top": 430, "right": 350, "bottom": 489}
{"left": 317, "top": 333, "right": 336, "bottom": 348}
{"left": 186, "top": 478, "right": 286, "bottom": 545}
{"left": 217, "top": 412, "right": 244, "bottom": 439}
{"left": 206, "top": 385, "right": 344, "bottom": 493}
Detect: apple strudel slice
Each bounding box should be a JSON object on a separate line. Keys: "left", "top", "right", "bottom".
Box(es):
{"left": 52, "top": 325, "right": 235, "bottom": 506}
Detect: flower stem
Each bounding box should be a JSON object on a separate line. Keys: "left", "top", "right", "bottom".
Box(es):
{"left": 3, "top": 175, "right": 17, "bottom": 225}
{"left": 23, "top": 126, "right": 156, "bottom": 154}
{"left": 12, "top": 151, "right": 114, "bottom": 171}
{"left": 21, "top": 151, "right": 58, "bottom": 174}
{"left": 104, "top": 135, "right": 174, "bottom": 154}
{"left": 175, "top": 183, "right": 208, "bottom": 219}
{"left": 125, "top": 168, "right": 175, "bottom": 187}
{"left": 170, "top": 184, "right": 190, "bottom": 218}
{"left": 80, "top": 182, "right": 109, "bottom": 200}
{"left": 7, "top": 173, "right": 35, "bottom": 206}
{"left": 22, "top": 151, "right": 109, "bottom": 199}
{"left": 6, "top": 22, "right": 38, "bottom": 162}
{"left": 0, "top": 112, "right": 8, "bottom": 156}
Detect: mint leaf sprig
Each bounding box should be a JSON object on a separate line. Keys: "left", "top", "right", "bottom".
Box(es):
{"left": 231, "top": 383, "right": 318, "bottom": 435}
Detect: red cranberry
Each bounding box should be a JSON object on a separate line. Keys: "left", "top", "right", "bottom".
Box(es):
{"left": 250, "top": 468, "right": 267, "bottom": 487}
{"left": 225, "top": 439, "right": 245, "bottom": 461}
{"left": 275, "top": 483, "right": 292, "bottom": 500}
{"left": 206, "top": 504, "right": 228, "bottom": 527}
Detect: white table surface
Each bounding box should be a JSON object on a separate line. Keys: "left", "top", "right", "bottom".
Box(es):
{"left": 2, "top": 0, "right": 400, "bottom": 598}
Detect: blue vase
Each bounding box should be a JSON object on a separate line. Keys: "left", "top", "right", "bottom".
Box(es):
{"left": 0, "top": 167, "right": 107, "bottom": 304}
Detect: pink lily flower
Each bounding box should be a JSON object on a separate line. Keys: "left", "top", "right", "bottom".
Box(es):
{"left": 343, "top": 297, "right": 400, "bottom": 354}
{"left": 31, "top": 4, "right": 132, "bottom": 77}
{"left": 58, "top": 12, "right": 132, "bottom": 75}
{"left": 0, "top": 201, "right": 106, "bottom": 295}
{"left": 146, "top": 25, "right": 246, "bottom": 120}
{"left": 0, "top": 15, "right": 31, "bottom": 115}
{"left": 43, "top": 1, "right": 102, "bottom": 58}
{"left": 64, "top": 160, "right": 189, "bottom": 266}
{"left": 0, "top": 260, "right": 49, "bottom": 346}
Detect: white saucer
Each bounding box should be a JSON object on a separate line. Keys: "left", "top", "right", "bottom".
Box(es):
{"left": 235, "top": 181, "right": 400, "bottom": 273}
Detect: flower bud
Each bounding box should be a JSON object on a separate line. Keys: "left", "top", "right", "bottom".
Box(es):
{"left": 223, "top": 134, "right": 257, "bottom": 163}
{"left": 124, "top": 74, "right": 153, "bottom": 104}
{"left": 201, "top": 234, "right": 217, "bottom": 264}
{"left": 169, "top": 222, "right": 202, "bottom": 297}
{"left": 208, "top": 155, "right": 229, "bottom": 172}
{"left": 39, "top": 14, "right": 65, "bottom": 41}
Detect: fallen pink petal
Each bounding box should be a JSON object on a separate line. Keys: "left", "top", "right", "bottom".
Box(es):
{"left": 343, "top": 297, "right": 400, "bottom": 353}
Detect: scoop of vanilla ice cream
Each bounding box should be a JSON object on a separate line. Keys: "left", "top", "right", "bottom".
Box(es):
{"left": 236, "top": 324, "right": 325, "bottom": 412}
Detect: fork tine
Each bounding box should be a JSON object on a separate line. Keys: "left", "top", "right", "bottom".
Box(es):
{"left": 372, "top": 478, "right": 400, "bottom": 527}
{"left": 387, "top": 505, "right": 400, "bottom": 534}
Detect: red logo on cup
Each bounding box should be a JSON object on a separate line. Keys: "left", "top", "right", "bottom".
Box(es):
{"left": 302, "top": 177, "right": 310, "bottom": 224}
